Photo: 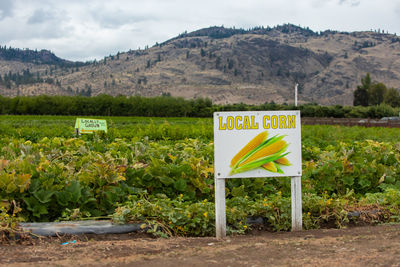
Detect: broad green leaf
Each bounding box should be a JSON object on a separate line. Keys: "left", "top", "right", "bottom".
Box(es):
{"left": 159, "top": 176, "right": 174, "bottom": 186}
{"left": 173, "top": 179, "right": 187, "bottom": 192}
{"left": 66, "top": 181, "right": 82, "bottom": 203}
{"left": 33, "top": 189, "right": 54, "bottom": 204}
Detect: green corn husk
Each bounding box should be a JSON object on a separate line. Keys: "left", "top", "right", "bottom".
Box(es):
{"left": 273, "top": 163, "right": 285, "bottom": 174}
{"left": 231, "top": 134, "right": 286, "bottom": 170}
{"left": 230, "top": 131, "right": 268, "bottom": 167}
{"left": 239, "top": 141, "right": 288, "bottom": 166}
{"left": 230, "top": 151, "right": 289, "bottom": 175}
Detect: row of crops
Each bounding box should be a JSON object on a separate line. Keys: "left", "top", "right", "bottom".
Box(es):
{"left": 1, "top": 115, "right": 400, "bottom": 237}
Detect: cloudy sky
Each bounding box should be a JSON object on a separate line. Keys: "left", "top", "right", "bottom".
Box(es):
{"left": 0, "top": 0, "right": 399, "bottom": 61}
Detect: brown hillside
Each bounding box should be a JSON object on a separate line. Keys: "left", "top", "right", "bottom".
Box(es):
{"left": 1, "top": 25, "right": 400, "bottom": 105}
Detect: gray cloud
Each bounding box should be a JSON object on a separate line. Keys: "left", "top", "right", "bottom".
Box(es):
{"left": 0, "top": 5, "right": 70, "bottom": 43}
{"left": 338, "top": 0, "right": 360, "bottom": 7}
{"left": 311, "top": 0, "right": 331, "bottom": 8}
{"left": 395, "top": 4, "right": 400, "bottom": 16}
{"left": 0, "top": 0, "right": 14, "bottom": 20}
{"left": 0, "top": 0, "right": 399, "bottom": 61}
{"left": 27, "top": 9, "right": 56, "bottom": 24}
{"left": 91, "top": 9, "right": 154, "bottom": 29}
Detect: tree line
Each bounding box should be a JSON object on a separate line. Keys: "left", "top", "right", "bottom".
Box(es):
{"left": 0, "top": 95, "right": 213, "bottom": 117}
{"left": 353, "top": 73, "right": 400, "bottom": 107}
{"left": 1, "top": 94, "right": 399, "bottom": 118}
{"left": 0, "top": 45, "right": 88, "bottom": 67}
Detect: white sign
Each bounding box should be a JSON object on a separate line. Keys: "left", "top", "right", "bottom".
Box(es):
{"left": 213, "top": 110, "right": 303, "bottom": 238}
{"left": 74, "top": 118, "right": 108, "bottom": 134}
{"left": 214, "top": 110, "right": 302, "bottom": 179}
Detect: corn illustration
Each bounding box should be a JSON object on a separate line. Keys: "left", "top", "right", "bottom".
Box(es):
{"left": 274, "top": 157, "right": 290, "bottom": 166}
{"left": 230, "top": 131, "right": 268, "bottom": 167}
{"left": 239, "top": 140, "right": 287, "bottom": 166}
{"left": 262, "top": 162, "right": 277, "bottom": 172}
{"left": 229, "top": 131, "right": 291, "bottom": 175}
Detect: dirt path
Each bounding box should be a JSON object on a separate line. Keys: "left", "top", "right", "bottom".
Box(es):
{"left": 1, "top": 224, "right": 400, "bottom": 266}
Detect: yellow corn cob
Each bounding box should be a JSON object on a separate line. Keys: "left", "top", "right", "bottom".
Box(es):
{"left": 274, "top": 157, "right": 290, "bottom": 165}
{"left": 239, "top": 140, "right": 286, "bottom": 166}
{"left": 262, "top": 162, "right": 277, "bottom": 172}
{"left": 230, "top": 131, "right": 268, "bottom": 167}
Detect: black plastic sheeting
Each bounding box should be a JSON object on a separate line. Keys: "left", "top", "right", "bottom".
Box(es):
{"left": 21, "top": 218, "right": 264, "bottom": 237}
{"left": 20, "top": 220, "right": 143, "bottom": 236}
{"left": 20, "top": 210, "right": 373, "bottom": 237}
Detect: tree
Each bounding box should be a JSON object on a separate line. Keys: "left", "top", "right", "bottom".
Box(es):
{"left": 368, "top": 82, "right": 386, "bottom": 105}
{"left": 353, "top": 73, "right": 371, "bottom": 106}
{"left": 215, "top": 56, "right": 221, "bottom": 69}
{"left": 384, "top": 88, "right": 400, "bottom": 107}
{"left": 353, "top": 73, "right": 400, "bottom": 107}
{"left": 228, "top": 58, "right": 234, "bottom": 69}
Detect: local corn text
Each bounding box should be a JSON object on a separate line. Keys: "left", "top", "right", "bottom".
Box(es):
{"left": 218, "top": 115, "right": 295, "bottom": 130}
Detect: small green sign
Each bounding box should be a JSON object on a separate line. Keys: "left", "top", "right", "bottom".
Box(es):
{"left": 75, "top": 118, "right": 107, "bottom": 134}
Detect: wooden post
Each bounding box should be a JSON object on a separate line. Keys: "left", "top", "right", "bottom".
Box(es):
{"left": 291, "top": 176, "right": 302, "bottom": 231}
{"left": 215, "top": 177, "right": 226, "bottom": 238}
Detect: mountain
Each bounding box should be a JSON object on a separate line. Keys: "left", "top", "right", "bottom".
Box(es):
{"left": 1, "top": 24, "right": 400, "bottom": 105}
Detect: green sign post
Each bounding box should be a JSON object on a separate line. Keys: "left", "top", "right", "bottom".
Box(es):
{"left": 75, "top": 118, "right": 107, "bottom": 135}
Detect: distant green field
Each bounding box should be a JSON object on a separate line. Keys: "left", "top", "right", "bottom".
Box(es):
{"left": 0, "top": 115, "right": 213, "bottom": 141}
{"left": 1, "top": 115, "right": 399, "bottom": 144}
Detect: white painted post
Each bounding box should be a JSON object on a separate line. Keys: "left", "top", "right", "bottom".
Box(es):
{"left": 295, "top": 83, "right": 298, "bottom": 107}
{"left": 291, "top": 176, "right": 302, "bottom": 231}
{"left": 215, "top": 177, "right": 226, "bottom": 238}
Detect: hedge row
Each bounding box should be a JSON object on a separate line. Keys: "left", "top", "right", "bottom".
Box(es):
{"left": 0, "top": 95, "right": 399, "bottom": 118}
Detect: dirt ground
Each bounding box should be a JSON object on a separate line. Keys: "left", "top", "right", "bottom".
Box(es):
{"left": 1, "top": 224, "right": 400, "bottom": 267}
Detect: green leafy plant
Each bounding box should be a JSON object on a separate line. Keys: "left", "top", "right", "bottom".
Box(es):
{"left": 2, "top": 117, "right": 400, "bottom": 237}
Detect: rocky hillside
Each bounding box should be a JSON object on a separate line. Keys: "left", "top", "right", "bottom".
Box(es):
{"left": 1, "top": 24, "right": 400, "bottom": 105}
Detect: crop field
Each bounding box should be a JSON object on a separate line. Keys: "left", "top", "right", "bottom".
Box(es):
{"left": 1, "top": 115, "right": 400, "bottom": 239}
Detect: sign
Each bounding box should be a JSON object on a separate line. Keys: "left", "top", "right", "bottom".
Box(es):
{"left": 213, "top": 110, "right": 303, "bottom": 238}
{"left": 74, "top": 118, "right": 107, "bottom": 134}
{"left": 214, "top": 110, "right": 302, "bottom": 179}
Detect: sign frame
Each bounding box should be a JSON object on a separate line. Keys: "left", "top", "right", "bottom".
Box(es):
{"left": 213, "top": 110, "right": 302, "bottom": 238}
{"left": 74, "top": 118, "right": 108, "bottom": 135}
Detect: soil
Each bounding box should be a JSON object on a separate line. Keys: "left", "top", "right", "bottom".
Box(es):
{"left": 2, "top": 224, "right": 400, "bottom": 266}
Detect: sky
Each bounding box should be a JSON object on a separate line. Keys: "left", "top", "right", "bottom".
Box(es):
{"left": 0, "top": 0, "right": 399, "bottom": 62}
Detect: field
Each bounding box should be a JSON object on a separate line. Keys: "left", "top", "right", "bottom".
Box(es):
{"left": 2, "top": 115, "right": 400, "bottom": 240}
